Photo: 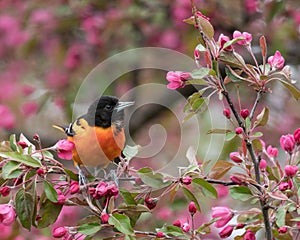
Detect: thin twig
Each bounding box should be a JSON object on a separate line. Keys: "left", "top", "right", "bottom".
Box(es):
{"left": 249, "top": 91, "right": 262, "bottom": 120}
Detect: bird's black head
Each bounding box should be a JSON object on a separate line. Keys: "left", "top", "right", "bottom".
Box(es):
{"left": 85, "top": 95, "right": 133, "bottom": 128}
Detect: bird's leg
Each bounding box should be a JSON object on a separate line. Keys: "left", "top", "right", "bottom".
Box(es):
{"left": 76, "top": 164, "right": 88, "bottom": 186}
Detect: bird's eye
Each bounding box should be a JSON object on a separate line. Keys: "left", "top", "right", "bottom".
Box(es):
{"left": 105, "top": 104, "right": 113, "bottom": 111}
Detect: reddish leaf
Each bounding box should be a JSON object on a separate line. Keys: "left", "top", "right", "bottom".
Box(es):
{"left": 208, "top": 161, "right": 233, "bottom": 179}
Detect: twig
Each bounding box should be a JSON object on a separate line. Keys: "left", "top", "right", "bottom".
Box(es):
{"left": 249, "top": 91, "right": 262, "bottom": 120}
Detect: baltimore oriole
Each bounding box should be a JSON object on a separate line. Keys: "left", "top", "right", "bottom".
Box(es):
{"left": 54, "top": 96, "right": 134, "bottom": 173}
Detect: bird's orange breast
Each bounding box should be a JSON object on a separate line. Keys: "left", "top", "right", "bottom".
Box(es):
{"left": 68, "top": 119, "right": 125, "bottom": 167}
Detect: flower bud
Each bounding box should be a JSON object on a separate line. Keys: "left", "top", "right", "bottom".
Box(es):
{"left": 181, "top": 222, "right": 190, "bottom": 232}
{"left": 36, "top": 168, "right": 45, "bottom": 176}
{"left": 259, "top": 159, "right": 267, "bottom": 171}
{"left": 278, "top": 226, "right": 288, "bottom": 234}
{"left": 0, "top": 186, "right": 10, "bottom": 197}
{"left": 284, "top": 165, "right": 298, "bottom": 177}
{"left": 52, "top": 226, "right": 67, "bottom": 238}
{"left": 145, "top": 197, "right": 158, "bottom": 210}
{"left": 181, "top": 176, "right": 192, "bottom": 185}
{"left": 211, "top": 206, "right": 234, "bottom": 228}
{"left": 69, "top": 181, "right": 80, "bottom": 194}
{"left": 229, "top": 152, "right": 243, "bottom": 163}
{"left": 166, "top": 71, "right": 192, "bottom": 90}
{"left": 55, "top": 139, "right": 75, "bottom": 160}
{"left": 268, "top": 50, "right": 285, "bottom": 70}
{"left": 101, "top": 213, "right": 109, "bottom": 224}
{"left": 156, "top": 232, "right": 165, "bottom": 238}
{"left": 279, "top": 182, "right": 289, "bottom": 191}
{"left": 294, "top": 128, "right": 300, "bottom": 145}
{"left": 188, "top": 201, "right": 197, "bottom": 215}
{"left": 0, "top": 204, "right": 16, "bottom": 226}
{"left": 223, "top": 108, "right": 231, "bottom": 119}
{"left": 230, "top": 175, "right": 244, "bottom": 185}
{"left": 17, "top": 141, "right": 28, "bottom": 149}
{"left": 219, "top": 225, "right": 234, "bottom": 238}
{"left": 218, "top": 34, "right": 233, "bottom": 51}
{"left": 233, "top": 31, "right": 252, "bottom": 45}
{"left": 244, "top": 230, "right": 256, "bottom": 240}
{"left": 235, "top": 127, "right": 243, "bottom": 135}
{"left": 240, "top": 109, "right": 249, "bottom": 119}
{"left": 235, "top": 223, "right": 245, "bottom": 229}
{"left": 173, "top": 219, "right": 181, "bottom": 227}
{"left": 280, "top": 134, "right": 295, "bottom": 153}
{"left": 267, "top": 145, "right": 278, "bottom": 157}
{"left": 33, "top": 134, "right": 40, "bottom": 141}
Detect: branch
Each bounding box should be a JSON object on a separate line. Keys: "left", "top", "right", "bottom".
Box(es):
{"left": 249, "top": 91, "right": 262, "bottom": 120}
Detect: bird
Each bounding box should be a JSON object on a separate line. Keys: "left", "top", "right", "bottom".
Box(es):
{"left": 54, "top": 95, "right": 134, "bottom": 183}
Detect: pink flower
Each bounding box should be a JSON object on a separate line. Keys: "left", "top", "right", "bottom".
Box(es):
{"left": 294, "top": 128, "right": 300, "bottom": 145}
{"left": 0, "top": 224, "right": 12, "bottom": 239}
{"left": 69, "top": 181, "right": 80, "bottom": 194}
{"left": 278, "top": 226, "right": 288, "bottom": 234}
{"left": 0, "top": 187, "right": 10, "bottom": 197}
{"left": 145, "top": 197, "right": 158, "bottom": 210}
{"left": 240, "top": 108, "right": 250, "bottom": 119}
{"left": 259, "top": 159, "right": 267, "bottom": 171}
{"left": 64, "top": 44, "right": 83, "bottom": 70}
{"left": 52, "top": 226, "right": 67, "bottom": 238}
{"left": 235, "top": 127, "right": 243, "bottom": 135}
{"left": 284, "top": 165, "right": 298, "bottom": 177}
{"left": 230, "top": 175, "right": 244, "bottom": 185}
{"left": 233, "top": 31, "right": 252, "bottom": 45}
{"left": 101, "top": 213, "right": 109, "bottom": 224}
{"left": 21, "top": 101, "right": 38, "bottom": 117}
{"left": 223, "top": 108, "right": 231, "bottom": 118}
{"left": 217, "top": 185, "right": 229, "bottom": 197}
{"left": 218, "top": 34, "right": 233, "bottom": 51}
{"left": 0, "top": 204, "right": 16, "bottom": 226}
{"left": 166, "top": 71, "right": 191, "bottom": 90}
{"left": 280, "top": 134, "right": 295, "bottom": 153}
{"left": 267, "top": 145, "right": 278, "bottom": 157}
{"left": 46, "top": 69, "right": 69, "bottom": 89}
{"left": 245, "top": 0, "right": 258, "bottom": 13}
{"left": 268, "top": 51, "right": 285, "bottom": 70}
{"left": 279, "top": 182, "right": 290, "bottom": 191}
{"left": 55, "top": 140, "right": 74, "bottom": 160}
{"left": 181, "top": 176, "right": 192, "bottom": 185}
{"left": 219, "top": 225, "right": 234, "bottom": 238}
{"left": 244, "top": 230, "right": 256, "bottom": 240}
{"left": 173, "top": 219, "right": 181, "bottom": 227}
{"left": 181, "top": 222, "right": 190, "bottom": 232}
{"left": 229, "top": 152, "right": 243, "bottom": 163}
{"left": 156, "top": 232, "right": 165, "bottom": 238}
{"left": 0, "top": 105, "right": 15, "bottom": 130}
{"left": 93, "top": 182, "right": 108, "bottom": 199}
{"left": 211, "top": 206, "right": 234, "bottom": 228}
{"left": 188, "top": 201, "right": 197, "bottom": 215}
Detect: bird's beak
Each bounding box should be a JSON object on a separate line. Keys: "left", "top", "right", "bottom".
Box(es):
{"left": 115, "top": 101, "right": 135, "bottom": 112}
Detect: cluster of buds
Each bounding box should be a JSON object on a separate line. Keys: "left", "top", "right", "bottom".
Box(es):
{"left": 89, "top": 181, "right": 119, "bottom": 199}
{"left": 172, "top": 219, "right": 191, "bottom": 233}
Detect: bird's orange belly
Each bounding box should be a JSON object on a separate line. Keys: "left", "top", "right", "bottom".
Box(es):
{"left": 68, "top": 126, "right": 125, "bottom": 167}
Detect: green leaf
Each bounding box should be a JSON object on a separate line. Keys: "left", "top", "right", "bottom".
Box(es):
{"left": 197, "top": 15, "right": 214, "bottom": 39}
{"left": 225, "top": 67, "right": 244, "bottom": 82}
{"left": 16, "top": 188, "right": 34, "bottom": 231}
{"left": 119, "top": 188, "right": 137, "bottom": 205}
{"left": 245, "top": 117, "right": 251, "bottom": 130}
{"left": 276, "top": 206, "right": 286, "bottom": 227}
{"left": 182, "top": 187, "right": 201, "bottom": 212}
{"left": 219, "top": 51, "right": 245, "bottom": 69}
{"left": 196, "top": 218, "right": 217, "bottom": 235}
{"left": 278, "top": 79, "right": 300, "bottom": 100}
{"left": 108, "top": 213, "right": 134, "bottom": 236}
{"left": 252, "top": 139, "right": 263, "bottom": 152}
{"left": 43, "top": 181, "right": 58, "bottom": 203}
{"left": 229, "top": 186, "right": 253, "bottom": 201}
{"left": 251, "top": 132, "right": 263, "bottom": 138}
{"left": 0, "top": 152, "right": 41, "bottom": 168}
{"left": 208, "top": 161, "right": 233, "bottom": 179}
{"left": 225, "top": 132, "right": 236, "bottom": 141}
{"left": 207, "top": 129, "right": 231, "bottom": 134}
{"left": 158, "top": 225, "right": 187, "bottom": 238}
{"left": 64, "top": 168, "right": 79, "bottom": 181}
{"left": 37, "top": 199, "right": 63, "bottom": 228}
{"left": 192, "top": 178, "right": 218, "bottom": 199}
{"left": 222, "top": 37, "right": 244, "bottom": 51}
{"left": 123, "top": 145, "right": 139, "bottom": 161}
{"left": 118, "top": 204, "right": 150, "bottom": 213}
{"left": 137, "top": 167, "right": 170, "bottom": 189}
{"left": 78, "top": 222, "right": 101, "bottom": 236}
{"left": 9, "top": 134, "right": 17, "bottom": 151}
{"left": 2, "top": 161, "right": 22, "bottom": 179}
{"left": 254, "top": 107, "right": 269, "bottom": 127}
{"left": 186, "top": 79, "right": 208, "bottom": 85}
{"left": 191, "top": 68, "right": 210, "bottom": 79}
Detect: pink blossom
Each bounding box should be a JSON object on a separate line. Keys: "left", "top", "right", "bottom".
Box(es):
{"left": 230, "top": 175, "right": 244, "bottom": 185}
{"left": 280, "top": 134, "right": 295, "bottom": 153}
{"left": 181, "top": 222, "right": 190, "bottom": 232}
{"left": 216, "top": 185, "right": 229, "bottom": 197}
{"left": 278, "top": 182, "right": 289, "bottom": 191}
{"left": 293, "top": 128, "right": 300, "bottom": 145}
{"left": 219, "top": 225, "right": 234, "bottom": 238}
{"left": 157, "top": 207, "right": 172, "bottom": 220}
{"left": 229, "top": 152, "right": 243, "bottom": 163}
{"left": 0, "top": 204, "right": 16, "bottom": 226}
{"left": 268, "top": 51, "right": 285, "bottom": 70}
{"left": 235, "top": 127, "right": 243, "bottom": 135}
{"left": 145, "top": 197, "right": 158, "bottom": 210}
{"left": 223, "top": 108, "right": 231, "bottom": 118}
{"left": 218, "top": 34, "right": 233, "bottom": 51}
{"left": 245, "top": 0, "right": 258, "bottom": 13}
{"left": 233, "top": 31, "right": 252, "bottom": 45}
{"left": 267, "top": 145, "right": 278, "bottom": 157}
{"left": 0, "top": 224, "right": 12, "bottom": 239}
{"left": 52, "top": 226, "right": 67, "bottom": 238}
{"left": 0, "top": 105, "right": 15, "bottom": 130}
{"left": 240, "top": 108, "right": 250, "bottom": 119}
{"left": 181, "top": 176, "right": 192, "bottom": 185}
{"left": 21, "top": 101, "right": 38, "bottom": 117}
{"left": 101, "top": 213, "right": 109, "bottom": 224}
{"left": 55, "top": 140, "right": 75, "bottom": 160}
{"left": 156, "top": 232, "right": 165, "bottom": 238}
{"left": 158, "top": 30, "right": 181, "bottom": 49}
{"left": 166, "top": 71, "right": 191, "bottom": 90}
{"left": 173, "top": 219, "right": 181, "bottom": 227}
{"left": 30, "top": 9, "right": 56, "bottom": 30}
{"left": 69, "top": 181, "right": 80, "bottom": 194}
{"left": 259, "top": 159, "right": 267, "bottom": 171}
{"left": 278, "top": 226, "right": 288, "bottom": 234}
{"left": 0, "top": 187, "right": 10, "bottom": 197}
{"left": 81, "top": 14, "right": 105, "bottom": 45}
{"left": 64, "top": 44, "right": 83, "bottom": 70}
{"left": 284, "top": 165, "right": 298, "bottom": 177}
{"left": 188, "top": 201, "right": 197, "bottom": 215}
{"left": 211, "top": 206, "right": 234, "bottom": 228}
{"left": 244, "top": 230, "right": 256, "bottom": 240}
{"left": 46, "top": 69, "right": 69, "bottom": 89}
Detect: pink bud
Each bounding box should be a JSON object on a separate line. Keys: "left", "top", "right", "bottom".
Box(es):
{"left": 69, "top": 181, "right": 80, "bottom": 194}
{"left": 211, "top": 206, "right": 234, "bottom": 228}
{"left": 0, "top": 204, "right": 16, "bottom": 226}
{"left": 173, "top": 219, "right": 181, "bottom": 227}
{"left": 259, "top": 159, "right": 267, "bottom": 171}
{"left": 107, "top": 183, "right": 119, "bottom": 197}
{"left": 52, "top": 226, "right": 67, "bottom": 238}
{"left": 233, "top": 31, "right": 252, "bottom": 45}
{"left": 267, "top": 145, "right": 278, "bottom": 157}
{"left": 156, "top": 232, "right": 165, "bottom": 238}
{"left": 17, "top": 141, "right": 28, "bottom": 149}
{"left": 229, "top": 152, "right": 243, "bottom": 163}
{"left": 188, "top": 201, "right": 197, "bottom": 215}
{"left": 181, "top": 222, "right": 190, "bottom": 232}
{"left": 36, "top": 168, "right": 45, "bottom": 176}
{"left": 244, "top": 230, "right": 256, "bottom": 240}
{"left": 294, "top": 128, "right": 300, "bottom": 145}
{"left": 181, "top": 176, "right": 192, "bottom": 185}
{"left": 230, "top": 175, "right": 244, "bottom": 185}
{"left": 219, "top": 225, "right": 234, "bottom": 238}
{"left": 240, "top": 109, "right": 249, "bottom": 119}
{"left": 101, "top": 213, "right": 109, "bottom": 224}
{"left": 223, "top": 108, "right": 231, "bottom": 119}
{"left": 0, "top": 187, "right": 10, "bottom": 197}
{"left": 278, "top": 226, "right": 288, "bottom": 234}
{"left": 145, "top": 197, "right": 158, "bottom": 210}
{"left": 218, "top": 34, "right": 233, "bottom": 51}
{"left": 235, "top": 223, "right": 245, "bottom": 229}
{"left": 284, "top": 165, "right": 298, "bottom": 177}
{"left": 166, "top": 71, "right": 192, "bottom": 90}
{"left": 280, "top": 134, "right": 295, "bottom": 153}
{"left": 55, "top": 140, "right": 75, "bottom": 160}
{"left": 268, "top": 50, "right": 285, "bottom": 70}
{"left": 235, "top": 127, "right": 243, "bottom": 135}
{"left": 194, "top": 49, "right": 200, "bottom": 60}
{"left": 288, "top": 179, "right": 293, "bottom": 189}
{"left": 278, "top": 182, "right": 289, "bottom": 191}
